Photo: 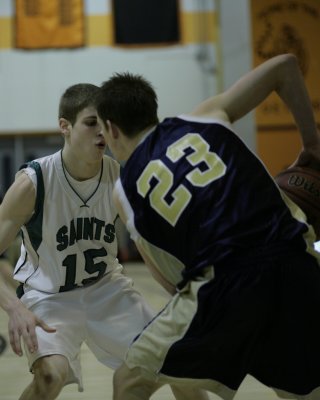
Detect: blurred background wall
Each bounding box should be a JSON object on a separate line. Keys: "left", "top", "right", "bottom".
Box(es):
{"left": 0, "top": 0, "right": 219, "bottom": 196}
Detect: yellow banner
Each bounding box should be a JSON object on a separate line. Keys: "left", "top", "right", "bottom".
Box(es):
{"left": 251, "top": 0, "right": 320, "bottom": 127}
{"left": 15, "top": 0, "right": 85, "bottom": 49}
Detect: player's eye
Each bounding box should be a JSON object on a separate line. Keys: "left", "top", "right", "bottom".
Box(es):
{"left": 85, "top": 119, "right": 98, "bottom": 127}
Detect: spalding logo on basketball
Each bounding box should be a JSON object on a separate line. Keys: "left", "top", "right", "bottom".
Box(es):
{"left": 275, "top": 166, "right": 320, "bottom": 239}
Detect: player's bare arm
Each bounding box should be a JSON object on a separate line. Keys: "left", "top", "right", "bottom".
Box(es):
{"left": 0, "top": 172, "right": 55, "bottom": 356}
{"left": 0, "top": 171, "right": 35, "bottom": 251}
{"left": 191, "top": 55, "right": 318, "bottom": 141}
{"left": 135, "top": 241, "right": 176, "bottom": 296}
{"left": 112, "top": 188, "right": 176, "bottom": 295}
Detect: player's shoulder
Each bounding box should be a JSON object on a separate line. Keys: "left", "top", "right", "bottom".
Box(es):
{"left": 186, "top": 91, "right": 232, "bottom": 122}
{"left": 177, "top": 114, "right": 232, "bottom": 129}
{"left": 103, "top": 154, "right": 120, "bottom": 172}
{"left": 20, "top": 152, "right": 57, "bottom": 178}
{"left": 102, "top": 154, "right": 120, "bottom": 183}
{"left": 103, "top": 153, "right": 118, "bottom": 165}
{"left": 13, "top": 168, "right": 36, "bottom": 199}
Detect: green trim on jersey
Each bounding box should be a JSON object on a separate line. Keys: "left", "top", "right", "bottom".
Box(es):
{"left": 24, "top": 161, "right": 44, "bottom": 252}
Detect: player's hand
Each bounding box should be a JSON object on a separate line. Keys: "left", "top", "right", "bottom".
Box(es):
{"left": 291, "top": 134, "right": 320, "bottom": 171}
{"left": 292, "top": 149, "right": 320, "bottom": 171}
{"left": 7, "top": 300, "right": 56, "bottom": 356}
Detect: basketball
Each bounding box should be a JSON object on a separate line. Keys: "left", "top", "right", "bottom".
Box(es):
{"left": 275, "top": 166, "right": 320, "bottom": 239}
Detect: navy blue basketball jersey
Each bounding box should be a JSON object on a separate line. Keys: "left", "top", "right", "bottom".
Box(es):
{"left": 115, "top": 116, "right": 317, "bottom": 285}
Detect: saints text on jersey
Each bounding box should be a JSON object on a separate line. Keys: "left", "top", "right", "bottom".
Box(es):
{"left": 56, "top": 217, "right": 116, "bottom": 251}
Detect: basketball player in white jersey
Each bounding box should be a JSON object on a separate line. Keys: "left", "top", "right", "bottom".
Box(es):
{"left": 95, "top": 54, "right": 320, "bottom": 399}
{"left": 0, "top": 84, "right": 209, "bottom": 400}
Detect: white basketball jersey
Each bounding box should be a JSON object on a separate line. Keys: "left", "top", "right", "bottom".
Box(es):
{"left": 14, "top": 151, "right": 122, "bottom": 302}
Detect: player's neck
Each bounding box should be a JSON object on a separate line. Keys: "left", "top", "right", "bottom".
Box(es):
{"left": 119, "top": 124, "right": 156, "bottom": 163}
{"left": 61, "top": 149, "right": 102, "bottom": 181}
{"left": 131, "top": 125, "right": 156, "bottom": 154}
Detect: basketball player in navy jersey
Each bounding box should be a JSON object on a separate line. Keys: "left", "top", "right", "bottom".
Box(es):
{"left": 95, "top": 53, "right": 320, "bottom": 399}
{"left": 0, "top": 84, "right": 207, "bottom": 400}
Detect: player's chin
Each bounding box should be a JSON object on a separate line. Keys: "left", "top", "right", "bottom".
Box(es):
{"left": 95, "top": 144, "right": 106, "bottom": 154}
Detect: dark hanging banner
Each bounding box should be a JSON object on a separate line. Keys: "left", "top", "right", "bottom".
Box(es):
{"left": 113, "top": 0, "right": 180, "bottom": 45}
{"left": 15, "top": 0, "right": 85, "bottom": 49}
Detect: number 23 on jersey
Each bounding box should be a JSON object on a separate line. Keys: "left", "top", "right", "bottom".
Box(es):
{"left": 137, "top": 133, "right": 226, "bottom": 226}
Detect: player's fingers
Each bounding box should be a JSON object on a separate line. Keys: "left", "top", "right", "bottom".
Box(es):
{"left": 294, "top": 150, "right": 320, "bottom": 170}
{"left": 292, "top": 156, "right": 310, "bottom": 169}
{"left": 9, "top": 328, "right": 23, "bottom": 356}
{"left": 21, "top": 326, "right": 38, "bottom": 354}
{"left": 37, "top": 319, "right": 56, "bottom": 333}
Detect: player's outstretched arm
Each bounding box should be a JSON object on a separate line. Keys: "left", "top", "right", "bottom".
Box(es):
{"left": 0, "top": 172, "right": 56, "bottom": 356}
{"left": 190, "top": 53, "right": 319, "bottom": 152}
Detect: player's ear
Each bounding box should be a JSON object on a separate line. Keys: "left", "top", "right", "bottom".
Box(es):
{"left": 59, "top": 118, "right": 71, "bottom": 137}
{"left": 107, "top": 120, "right": 120, "bottom": 139}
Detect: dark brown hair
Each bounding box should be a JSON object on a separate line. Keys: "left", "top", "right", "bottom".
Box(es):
{"left": 59, "top": 83, "right": 100, "bottom": 125}
{"left": 96, "top": 72, "right": 159, "bottom": 137}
